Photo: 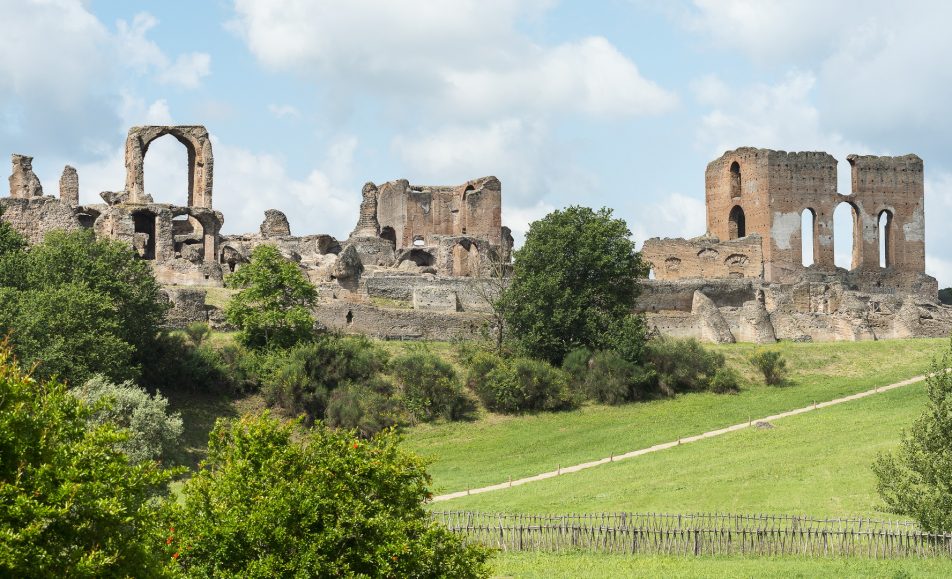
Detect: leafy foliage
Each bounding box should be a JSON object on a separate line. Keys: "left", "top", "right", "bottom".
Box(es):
{"left": 873, "top": 345, "right": 952, "bottom": 532}
{"left": 225, "top": 244, "right": 317, "bottom": 349}
{"left": 325, "top": 377, "right": 409, "bottom": 437}
{"left": 750, "top": 349, "right": 789, "bottom": 385}
{"left": 0, "top": 229, "right": 167, "bottom": 386}
{"left": 583, "top": 350, "right": 655, "bottom": 404}
{"left": 171, "top": 413, "right": 489, "bottom": 577}
{"left": 644, "top": 337, "right": 727, "bottom": 395}
{"left": 391, "top": 348, "right": 473, "bottom": 423}
{"left": 73, "top": 375, "right": 184, "bottom": 464}
{"left": 468, "top": 352, "right": 576, "bottom": 413}
{"left": 264, "top": 334, "right": 389, "bottom": 421}
{"left": 0, "top": 343, "right": 175, "bottom": 577}
{"left": 0, "top": 209, "right": 25, "bottom": 258}
{"left": 501, "top": 206, "right": 649, "bottom": 364}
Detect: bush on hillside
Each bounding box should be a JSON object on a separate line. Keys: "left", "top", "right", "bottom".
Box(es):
{"left": 709, "top": 365, "right": 742, "bottom": 394}
{"left": 561, "top": 347, "right": 592, "bottom": 388}
{"left": 644, "top": 337, "right": 726, "bottom": 395}
{"left": 584, "top": 350, "right": 655, "bottom": 404}
{"left": 73, "top": 375, "right": 184, "bottom": 464}
{"left": 0, "top": 343, "right": 175, "bottom": 577}
{"left": 750, "top": 349, "right": 788, "bottom": 385}
{"left": 325, "top": 377, "right": 409, "bottom": 437}
{"left": 390, "top": 348, "right": 474, "bottom": 423}
{"left": 469, "top": 353, "right": 575, "bottom": 413}
{"left": 170, "top": 413, "right": 489, "bottom": 577}
{"left": 264, "top": 334, "right": 389, "bottom": 421}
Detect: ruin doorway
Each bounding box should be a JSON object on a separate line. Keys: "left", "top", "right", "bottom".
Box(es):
{"left": 833, "top": 202, "right": 859, "bottom": 270}
{"left": 728, "top": 205, "right": 746, "bottom": 239}
{"left": 132, "top": 210, "right": 157, "bottom": 260}
{"left": 452, "top": 240, "right": 480, "bottom": 276}
{"left": 730, "top": 161, "right": 741, "bottom": 199}
{"left": 404, "top": 249, "right": 435, "bottom": 267}
{"left": 801, "top": 208, "right": 816, "bottom": 267}
{"left": 142, "top": 135, "right": 191, "bottom": 206}
{"left": 380, "top": 226, "right": 396, "bottom": 247}
{"left": 879, "top": 210, "right": 894, "bottom": 268}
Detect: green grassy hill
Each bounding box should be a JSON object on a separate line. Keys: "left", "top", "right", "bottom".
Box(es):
{"left": 405, "top": 339, "right": 947, "bottom": 494}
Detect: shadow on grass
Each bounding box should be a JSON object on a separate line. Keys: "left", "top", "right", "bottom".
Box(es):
{"left": 166, "top": 390, "right": 248, "bottom": 469}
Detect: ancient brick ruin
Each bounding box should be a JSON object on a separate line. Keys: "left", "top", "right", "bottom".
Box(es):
{"left": 1, "top": 125, "right": 510, "bottom": 340}
{"left": 3, "top": 128, "right": 949, "bottom": 342}
{"left": 640, "top": 147, "right": 952, "bottom": 342}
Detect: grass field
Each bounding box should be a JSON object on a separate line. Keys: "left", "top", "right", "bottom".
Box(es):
{"left": 436, "top": 376, "right": 923, "bottom": 515}
{"left": 405, "top": 338, "right": 948, "bottom": 494}
{"left": 491, "top": 551, "right": 952, "bottom": 578}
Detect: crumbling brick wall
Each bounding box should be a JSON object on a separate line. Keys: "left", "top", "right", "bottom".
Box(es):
{"left": 642, "top": 234, "right": 763, "bottom": 281}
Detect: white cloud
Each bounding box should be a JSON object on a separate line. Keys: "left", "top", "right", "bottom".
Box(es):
{"left": 229, "top": 0, "right": 674, "bottom": 120}
{"left": 630, "top": 192, "right": 706, "bottom": 248}
{"left": 503, "top": 200, "right": 556, "bottom": 247}
{"left": 116, "top": 12, "right": 211, "bottom": 89}
{"left": 268, "top": 104, "right": 301, "bottom": 119}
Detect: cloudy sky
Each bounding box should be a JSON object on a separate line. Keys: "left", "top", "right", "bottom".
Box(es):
{"left": 3, "top": 0, "right": 952, "bottom": 285}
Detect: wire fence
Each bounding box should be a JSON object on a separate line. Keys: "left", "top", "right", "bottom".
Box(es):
{"left": 430, "top": 511, "right": 952, "bottom": 558}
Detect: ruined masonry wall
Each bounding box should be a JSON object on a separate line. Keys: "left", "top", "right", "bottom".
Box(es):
{"left": 642, "top": 235, "right": 763, "bottom": 281}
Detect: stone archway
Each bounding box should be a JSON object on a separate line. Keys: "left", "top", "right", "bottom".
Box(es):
{"left": 124, "top": 125, "right": 214, "bottom": 208}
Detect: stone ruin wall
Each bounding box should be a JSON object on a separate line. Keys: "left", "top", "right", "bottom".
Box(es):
{"left": 642, "top": 235, "right": 763, "bottom": 281}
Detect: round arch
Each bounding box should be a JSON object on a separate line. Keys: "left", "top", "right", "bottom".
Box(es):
{"left": 124, "top": 125, "right": 214, "bottom": 209}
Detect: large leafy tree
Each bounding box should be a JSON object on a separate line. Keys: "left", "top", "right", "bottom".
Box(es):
{"left": 0, "top": 344, "right": 176, "bottom": 577}
{"left": 873, "top": 344, "right": 952, "bottom": 532}
{"left": 501, "top": 206, "right": 649, "bottom": 363}
{"left": 225, "top": 244, "right": 318, "bottom": 349}
{"left": 170, "top": 413, "right": 489, "bottom": 577}
{"left": 0, "top": 229, "right": 167, "bottom": 385}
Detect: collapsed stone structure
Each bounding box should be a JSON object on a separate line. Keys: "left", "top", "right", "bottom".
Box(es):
{"left": 640, "top": 147, "right": 952, "bottom": 342}
{"left": 1, "top": 125, "right": 510, "bottom": 339}
{"left": 3, "top": 127, "right": 948, "bottom": 343}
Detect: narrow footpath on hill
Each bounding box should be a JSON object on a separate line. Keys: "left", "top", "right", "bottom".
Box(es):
{"left": 431, "top": 373, "right": 929, "bottom": 502}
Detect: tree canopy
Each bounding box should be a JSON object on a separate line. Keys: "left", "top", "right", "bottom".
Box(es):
{"left": 170, "top": 413, "right": 489, "bottom": 577}
{"left": 501, "top": 206, "right": 649, "bottom": 363}
{"left": 225, "top": 244, "right": 318, "bottom": 349}
{"left": 874, "top": 344, "right": 952, "bottom": 532}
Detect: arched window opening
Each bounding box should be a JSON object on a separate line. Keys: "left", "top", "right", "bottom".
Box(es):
{"left": 173, "top": 214, "right": 205, "bottom": 262}
{"left": 132, "top": 210, "right": 156, "bottom": 260}
{"left": 728, "top": 205, "right": 746, "bottom": 239}
{"left": 801, "top": 208, "right": 816, "bottom": 267}
{"left": 142, "top": 135, "right": 191, "bottom": 205}
{"left": 833, "top": 202, "right": 859, "bottom": 270}
{"left": 879, "top": 210, "right": 893, "bottom": 268}
{"left": 730, "top": 161, "right": 741, "bottom": 199}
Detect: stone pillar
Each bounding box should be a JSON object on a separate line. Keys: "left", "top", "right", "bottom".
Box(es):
{"left": 260, "top": 209, "right": 291, "bottom": 237}
{"left": 59, "top": 165, "right": 79, "bottom": 205}
{"left": 9, "top": 154, "right": 43, "bottom": 199}
{"left": 350, "top": 182, "right": 380, "bottom": 237}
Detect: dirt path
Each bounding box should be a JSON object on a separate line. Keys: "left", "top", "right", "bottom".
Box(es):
{"left": 431, "top": 373, "right": 928, "bottom": 503}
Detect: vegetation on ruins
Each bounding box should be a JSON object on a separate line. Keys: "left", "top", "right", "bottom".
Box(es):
{"left": 73, "top": 375, "right": 184, "bottom": 464}
{"left": 170, "top": 413, "right": 489, "bottom": 577}
{"left": 0, "top": 344, "right": 176, "bottom": 577}
{"left": 0, "top": 229, "right": 167, "bottom": 386}
{"left": 500, "top": 206, "right": 649, "bottom": 365}
{"left": 225, "top": 244, "right": 317, "bottom": 349}
{"left": 873, "top": 342, "right": 952, "bottom": 532}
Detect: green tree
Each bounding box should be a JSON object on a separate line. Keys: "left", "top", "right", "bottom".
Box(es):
{"left": 501, "top": 206, "right": 649, "bottom": 363}
{"left": 873, "top": 345, "right": 952, "bottom": 532}
{"left": 0, "top": 229, "right": 167, "bottom": 385}
{"left": 171, "top": 413, "right": 489, "bottom": 577}
{"left": 0, "top": 209, "right": 25, "bottom": 258}
{"left": 225, "top": 245, "right": 317, "bottom": 349}
{"left": 0, "top": 343, "right": 176, "bottom": 577}
{"left": 74, "top": 375, "right": 184, "bottom": 464}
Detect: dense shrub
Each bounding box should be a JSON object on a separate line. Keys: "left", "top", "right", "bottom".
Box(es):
{"left": 470, "top": 353, "right": 575, "bottom": 413}
{"left": 325, "top": 377, "right": 409, "bottom": 437}
{"left": 0, "top": 344, "right": 175, "bottom": 577}
{"left": 170, "top": 414, "right": 489, "bottom": 577}
{"left": 390, "top": 348, "right": 473, "bottom": 423}
{"left": 142, "top": 331, "right": 249, "bottom": 393}
{"left": 644, "top": 337, "right": 726, "bottom": 395}
{"left": 584, "top": 350, "right": 655, "bottom": 404}
{"left": 750, "top": 349, "right": 788, "bottom": 385}
{"left": 264, "top": 334, "right": 389, "bottom": 421}
{"left": 73, "top": 375, "right": 184, "bottom": 464}
{"left": 709, "top": 366, "right": 742, "bottom": 394}
{"left": 225, "top": 244, "right": 318, "bottom": 349}
{"left": 561, "top": 347, "right": 592, "bottom": 387}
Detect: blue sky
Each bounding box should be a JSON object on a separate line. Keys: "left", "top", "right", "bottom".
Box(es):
{"left": 3, "top": 0, "right": 952, "bottom": 285}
